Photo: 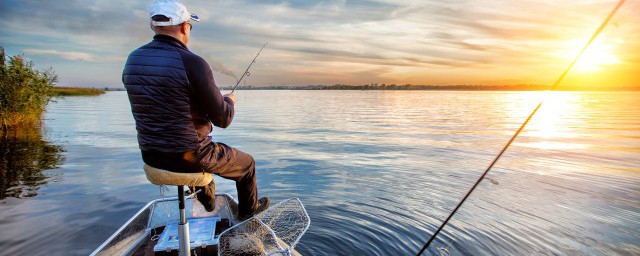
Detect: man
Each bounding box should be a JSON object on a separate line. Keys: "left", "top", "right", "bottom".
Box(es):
{"left": 122, "top": 0, "right": 269, "bottom": 220}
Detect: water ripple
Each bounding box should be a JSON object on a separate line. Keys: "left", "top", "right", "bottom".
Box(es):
{"left": 0, "top": 91, "right": 638, "bottom": 255}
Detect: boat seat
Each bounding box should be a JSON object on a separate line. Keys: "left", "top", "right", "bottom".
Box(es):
{"left": 144, "top": 164, "right": 212, "bottom": 187}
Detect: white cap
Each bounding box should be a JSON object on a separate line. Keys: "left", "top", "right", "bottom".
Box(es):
{"left": 149, "top": 0, "right": 200, "bottom": 26}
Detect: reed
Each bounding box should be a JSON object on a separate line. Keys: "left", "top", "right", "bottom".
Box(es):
{"left": 0, "top": 46, "right": 57, "bottom": 130}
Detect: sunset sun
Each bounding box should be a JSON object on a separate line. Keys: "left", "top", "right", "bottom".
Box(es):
{"left": 565, "top": 38, "right": 622, "bottom": 72}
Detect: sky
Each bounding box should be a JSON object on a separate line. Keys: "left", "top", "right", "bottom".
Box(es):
{"left": 1, "top": 0, "right": 639, "bottom": 88}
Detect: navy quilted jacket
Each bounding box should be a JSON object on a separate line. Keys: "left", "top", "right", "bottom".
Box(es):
{"left": 123, "top": 35, "right": 234, "bottom": 153}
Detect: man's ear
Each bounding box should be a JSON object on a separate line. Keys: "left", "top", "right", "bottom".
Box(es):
{"left": 181, "top": 23, "right": 189, "bottom": 34}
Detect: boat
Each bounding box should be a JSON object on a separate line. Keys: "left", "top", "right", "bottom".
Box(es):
{"left": 90, "top": 193, "right": 310, "bottom": 256}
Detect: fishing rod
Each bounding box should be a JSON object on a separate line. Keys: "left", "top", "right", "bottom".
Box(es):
{"left": 231, "top": 42, "right": 268, "bottom": 93}
{"left": 416, "top": 1, "right": 625, "bottom": 255}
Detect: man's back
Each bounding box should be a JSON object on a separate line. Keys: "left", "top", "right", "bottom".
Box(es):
{"left": 123, "top": 35, "right": 233, "bottom": 154}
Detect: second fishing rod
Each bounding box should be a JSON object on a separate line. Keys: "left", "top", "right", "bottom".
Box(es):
{"left": 415, "top": 0, "right": 625, "bottom": 255}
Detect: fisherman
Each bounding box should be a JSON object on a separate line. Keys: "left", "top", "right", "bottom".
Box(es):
{"left": 122, "top": 0, "right": 269, "bottom": 220}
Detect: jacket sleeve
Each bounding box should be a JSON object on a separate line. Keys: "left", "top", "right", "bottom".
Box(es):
{"left": 184, "top": 54, "right": 234, "bottom": 128}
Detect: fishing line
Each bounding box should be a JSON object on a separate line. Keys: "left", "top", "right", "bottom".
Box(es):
{"left": 416, "top": 0, "right": 625, "bottom": 255}
{"left": 231, "top": 42, "right": 268, "bottom": 93}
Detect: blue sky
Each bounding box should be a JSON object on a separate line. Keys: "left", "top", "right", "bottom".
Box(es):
{"left": 1, "top": 0, "right": 638, "bottom": 88}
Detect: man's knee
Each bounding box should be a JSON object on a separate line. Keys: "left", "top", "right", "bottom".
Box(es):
{"left": 240, "top": 154, "right": 256, "bottom": 180}
{"left": 248, "top": 154, "right": 255, "bottom": 167}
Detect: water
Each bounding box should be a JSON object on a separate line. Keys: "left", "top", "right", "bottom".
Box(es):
{"left": 0, "top": 90, "right": 638, "bottom": 255}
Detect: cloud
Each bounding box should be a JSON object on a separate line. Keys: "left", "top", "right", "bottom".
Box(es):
{"left": 24, "top": 49, "right": 96, "bottom": 61}
{"left": 1, "top": 0, "right": 639, "bottom": 87}
{"left": 23, "top": 49, "right": 124, "bottom": 62}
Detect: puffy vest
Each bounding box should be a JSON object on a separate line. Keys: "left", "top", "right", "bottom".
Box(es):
{"left": 123, "top": 38, "right": 199, "bottom": 152}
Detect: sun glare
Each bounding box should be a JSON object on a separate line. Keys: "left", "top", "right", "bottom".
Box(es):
{"left": 563, "top": 38, "right": 621, "bottom": 72}
{"left": 526, "top": 92, "right": 584, "bottom": 150}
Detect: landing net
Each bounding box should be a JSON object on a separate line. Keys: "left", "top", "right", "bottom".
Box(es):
{"left": 218, "top": 198, "right": 310, "bottom": 256}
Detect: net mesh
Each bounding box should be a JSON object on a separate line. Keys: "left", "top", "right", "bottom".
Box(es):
{"left": 219, "top": 198, "right": 310, "bottom": 256}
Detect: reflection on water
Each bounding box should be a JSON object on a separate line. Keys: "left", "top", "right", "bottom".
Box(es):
{"left": 0, "top": 91, "right": 638, "bottom": 255}
{"left": 0, "top": 127, "right": 64, "bottom": 199}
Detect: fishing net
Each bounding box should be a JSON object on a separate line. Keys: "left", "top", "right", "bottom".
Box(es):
{"left": 219, "top": 198, "right": 310, "bottom": 256}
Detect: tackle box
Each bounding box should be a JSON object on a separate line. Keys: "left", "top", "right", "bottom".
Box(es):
{"left": 154, "top": 217, "right": 225, "bottom": 256}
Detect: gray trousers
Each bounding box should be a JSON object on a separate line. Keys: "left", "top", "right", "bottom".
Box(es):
{"left": 195, "top": 142, "right": 258, "bottom": 216}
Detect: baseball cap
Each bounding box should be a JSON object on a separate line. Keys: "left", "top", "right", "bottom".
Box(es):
{"left": 149, "top": 0, "right": 200, "bottom": 26}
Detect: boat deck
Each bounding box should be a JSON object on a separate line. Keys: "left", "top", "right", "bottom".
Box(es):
{"left": 91, "top": 194, "right": 240, "bottom": 256}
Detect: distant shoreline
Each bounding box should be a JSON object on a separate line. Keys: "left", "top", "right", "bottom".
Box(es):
{"left": 52, "top": 87, "right": 104, "bottom": 96}
{"left": 100, "top": 85, "right": 640, "bottom": 91}
{"left": 219, "top": 84, "right": 640, "bottom": 91}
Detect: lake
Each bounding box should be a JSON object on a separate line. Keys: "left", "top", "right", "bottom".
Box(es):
{"left": 0, "top": 90, "right": 638, "bottom": 255}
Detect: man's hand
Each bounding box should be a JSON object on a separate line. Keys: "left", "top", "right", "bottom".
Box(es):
{"left": 224, "top": 93, "right": 236, "bottom": 105}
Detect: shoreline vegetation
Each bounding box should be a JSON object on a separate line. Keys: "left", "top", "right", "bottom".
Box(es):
{"left": 1, "top": 47, "right": 56, "bottom": 130}
{"left": 219, "top": 84, "right": 640, "bottom": 91}
{"left": 0, "top": 46, "right": 65, "bottom": 198}
{"left": 0, "top": 46, "right": 103, "bottom": 130}
{"left": 51, "top": 87, "right": 105, "bottom": 96}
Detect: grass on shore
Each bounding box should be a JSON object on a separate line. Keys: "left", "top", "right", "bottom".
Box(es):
{"left": 51, "top": 87, "right": 105, "bottom": 96}
{"left": 1, "top": 46, "right": 55, "bottom": 129}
